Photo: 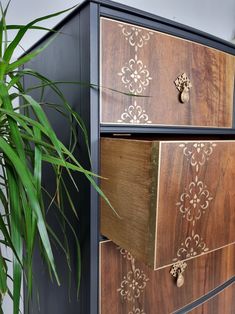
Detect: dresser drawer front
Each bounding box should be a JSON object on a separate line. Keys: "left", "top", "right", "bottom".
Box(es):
{"left": 101, "top": 138, "right": 235, "bottom": 269}
{"left": 100, "top": 241, "right": 235, "bottom": 314}
{"left": 100, "top": 18, "right": 235, "bottom": 128}
{"left": 189, "top": 283, "right": 235, "bottom": 314}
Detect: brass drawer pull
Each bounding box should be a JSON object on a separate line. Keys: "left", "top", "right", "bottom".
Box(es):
{"left": 174, "top": 73, "right": 192, "bottom": 103}
{"left": 170, "top": 261, "right": 187, "bottom": 288}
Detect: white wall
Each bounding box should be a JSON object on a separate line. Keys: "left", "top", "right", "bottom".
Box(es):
{"left": 1, "top": 0, "right": 235, "bottom": 313}
{"left": 2, "top": 0, "right": 235, "bottom": 60}
{"left": 115, "top": 0, "right": 235, "bottom": 42}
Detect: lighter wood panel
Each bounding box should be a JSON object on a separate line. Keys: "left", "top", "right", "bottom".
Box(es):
{"left": 100, "top": 18, "right": 235, "bottom": 128}
{"left": 101, "top": 138, "right": 156, "bottom": 266}
{"left": 100, "top": 241, "right": 235, "bottom": 314}
{"left": 189, "top": 283, "right": 235, "bottom": 314}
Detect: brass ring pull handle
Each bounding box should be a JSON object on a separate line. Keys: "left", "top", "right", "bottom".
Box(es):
{"left": 174, "top": 73, "right": 192, "bottom": 103}
{"left": 170, "top": 261, "right": 187, "bottom": 288}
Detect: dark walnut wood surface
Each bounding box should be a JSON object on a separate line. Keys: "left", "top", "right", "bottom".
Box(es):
{"left": 100, "top": 241, "right": 235, "bottom": 314}
{"left": 189, "top": 283, "right": 235, "bottom": 314}
{"left": 101, "top": 138, "right": 235, "bottom": 269}
{"left": 100, "top": 18, "right": 235, "bottom": 128}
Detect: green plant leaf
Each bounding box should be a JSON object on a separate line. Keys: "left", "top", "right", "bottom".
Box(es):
{"left": 7, "top": 168, "right": 23, "bottom": 314}
{"left": 0, "top": 252, "right": 7, "bottom": 297}
{"left": 0, "top": 0, "right": 12, "bottom": 58}
{"left": 0, "top": 136, "right": 59, "bottom": 284}
{"left": 3, "top": 5, "right": 77, "bottom": 63}
{"left": 7, "top": 35, "right": 56, "bottom": 73}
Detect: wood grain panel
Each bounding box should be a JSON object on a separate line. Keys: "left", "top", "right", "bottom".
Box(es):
{"left": 189, "top": 283, "right": 235, "bottom": 314}
{"left": 101, "top": 138, "right": 235, "bottom": 269}
{"left": 100, "top": 241, "right": 235, "bottom": 314}
{"left": 100, "top": 18, "right": 235, "bottom": 128}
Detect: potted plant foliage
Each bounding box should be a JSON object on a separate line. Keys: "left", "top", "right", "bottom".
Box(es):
{"left": 0, "top": 3, "right": 108, "bottom": 313}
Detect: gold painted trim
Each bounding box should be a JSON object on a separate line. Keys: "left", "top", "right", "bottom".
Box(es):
{"left": 100, "top": 240, "right": 235, "bottom": 272}
{"left": 100, "top": 121, "right": 233, "bottom": 129}
{"left": 153, "top": 142, "right": 161, "bottom": 269}
{"left": 154, "top": 241, "right": 235, "bottom": 271}
{"left": 99, "top": 239, "right": 113, "bottom": 314}
{"left": 148, "top": 142, "right": 159, "bottom": 267}
{"left": 101, "top": 17, "right": 234, "bottom": 56}
{"left": 160, "top": 140, "right": 235, "bottom": 143}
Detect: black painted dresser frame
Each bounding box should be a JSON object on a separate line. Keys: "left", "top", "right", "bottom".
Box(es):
{"left": 23, "top": 1, "right": 235, "bottom": 313}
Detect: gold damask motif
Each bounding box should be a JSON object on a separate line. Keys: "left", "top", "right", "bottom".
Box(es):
{"left": 118, "top": 55, "right": 152, "bottom": 95}
{"left": 179, "top": 142, "right": 217, "bottom": 172}
{"left": 119, "top": 23, "right": 153, "bottom": 52}
{"left": 173, "top": 142, "right": 215, "bottom": 268}
{"left": 117, "top": 267, "right": 149, "bottom": 302}
{"left": 117, "top": 246, "right": 134, "bottom": 261}
{"left": 176, "top": 175, "right": 213, "bottom": 225}
{"left": 117, "top": 101, "right": 152, "bottom": 124}
{"left": 173, "top": 230, "right": 209, "bottom": 262}
{"left": 128, "top": 307, "right": 146, "bottom": 314}
{"left": 117, "top": 22, "right": 152, "bottom": 124}
{"left": 117, "top": 246, "right": 148, "bottom": 314}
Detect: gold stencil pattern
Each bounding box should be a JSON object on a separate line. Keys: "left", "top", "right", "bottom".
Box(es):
{"left": 173, "top": 230, "right": 209, "bottom": 262}
{"left": 117, "top": 247, "right": 148, "bottom": 314}
{"left": 179, "top": 142, "right": 217, "bottom": 173}
{"left": 174, "top": 142, "right": 216, "bottom": 262}
{"left": 117, "top": 246, "right": 134, "bottom": 261}
{"left": 128, "top": 307, "right": 146, "bottom": 314}
{"left": 118, "top": 55, "right": 152, "bottom": 95}
{"left": 118, "top": 23, "right": 152, "bottom": 125}
{"left": 117, "top": 101, "right": 152, "bottom": 124}
{"left": 176, "top": 175, "right": 213, "bottom": 225}
{"left": 118, "top": 268, "right": 149, "bottom": 302}
{"left": 119, "top": 24, "right": 153, "bottom": 52}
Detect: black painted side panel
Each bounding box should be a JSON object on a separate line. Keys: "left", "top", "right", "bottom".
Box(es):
{"left": 23, "top": 4, "right": 100, "bottom": 313}
{"left": 78, "top": 3, "right": 100, "bottom": 314}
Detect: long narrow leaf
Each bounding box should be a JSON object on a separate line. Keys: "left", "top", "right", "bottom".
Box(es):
{"left": 0, "top": 137, "right": 59, "bottom": 285}
{"left": 7, "top": 35, "right": 56, "bottom": 73}
{"left": 3, "top": 5, "right": 77, "bottom": 64}
{"left": 0, "top": 252, "right": 7, "bottom": 297}
{"left": 7, "top": 168, "right": 23, "bottom": 314}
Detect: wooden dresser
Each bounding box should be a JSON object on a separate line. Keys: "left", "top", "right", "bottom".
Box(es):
{"left": 24, "top": 1, "right": 235, "bottom": 313}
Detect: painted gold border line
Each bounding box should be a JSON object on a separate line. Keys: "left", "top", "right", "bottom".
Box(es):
{"left": 155, "top": 241, "right": 235, "bottom": 271}
{"left": 160, "top": 140, "right": 235, "bottom": 143}
{"left": 153, "top": 142, "right": 161, "bottom": 269}
{"left": 100, "top": 121, "right": 233, "bottom": 129}
{"left": 100, "top": 240, "right": 235, "bottom": 273}
{"left": 99, "top": 240, "right": 111, "bottom": 314}
{"left": 101, "top": 17, "right": 235, "bottom": 56}
{"left": 101, "top": 139, "right": 235, "bottom": 144}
